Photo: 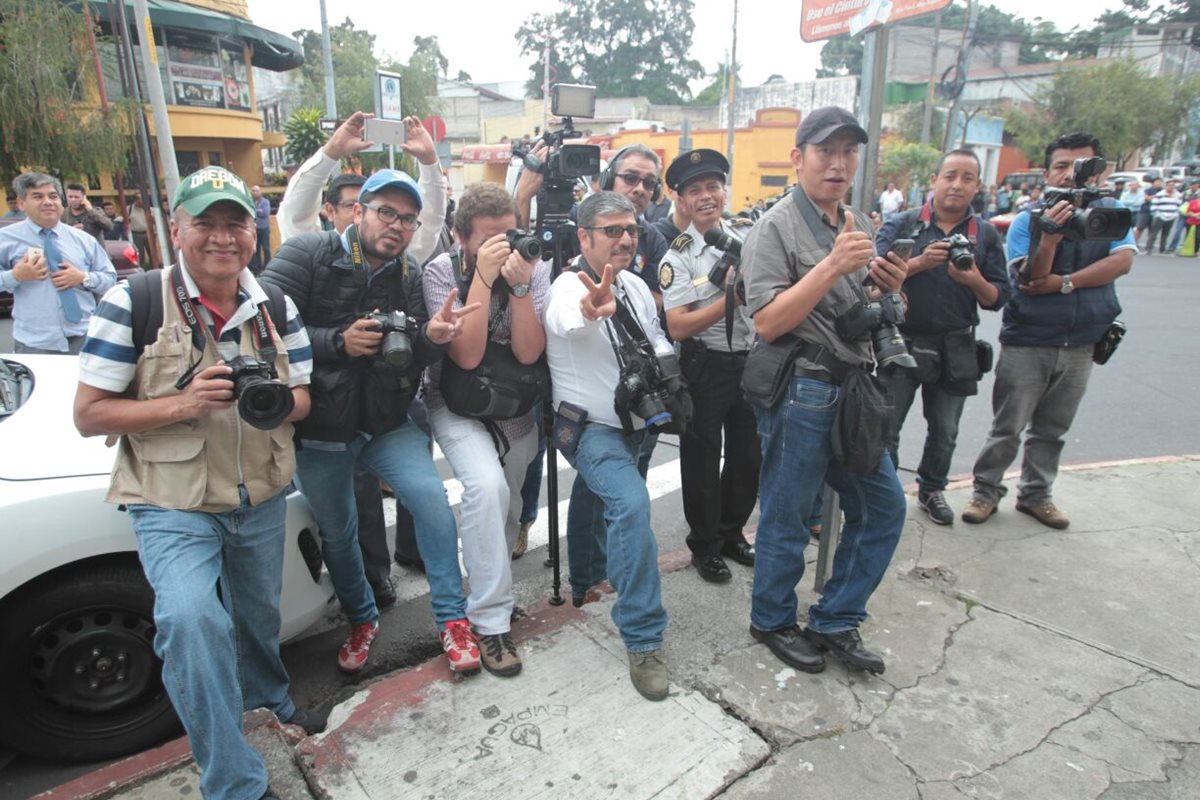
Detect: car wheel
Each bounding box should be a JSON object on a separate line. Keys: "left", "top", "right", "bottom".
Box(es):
{"left": 0, "top": 560, "right": 181, "bottom": 762}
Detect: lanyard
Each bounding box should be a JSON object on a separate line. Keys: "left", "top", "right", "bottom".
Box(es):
{"left": 170, "top": 264, "right": 278, "bottom": 390}
{"left": 916, "top": 202, "right": 979, "bottom": 244}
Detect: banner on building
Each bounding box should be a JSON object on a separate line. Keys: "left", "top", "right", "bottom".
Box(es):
{"left": 800, "top": 0, "right": 952, "bottom": 43}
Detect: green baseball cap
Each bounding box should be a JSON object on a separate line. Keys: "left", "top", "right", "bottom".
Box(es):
{"left": 173, "top": 166, "right": 256, "bottom": 217}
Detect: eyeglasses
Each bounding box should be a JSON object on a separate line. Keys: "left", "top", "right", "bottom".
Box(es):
{"left": 332, "top": 200, "right": 357, "bottom": 210}
{"left": 616, "top": 172, "right": 659, "bottom": 192}
{"left": 582, "top": 224, "right": 641, "bottom": 239}
{"left": 363, "top": 204, "right": 422, "bottom": 230}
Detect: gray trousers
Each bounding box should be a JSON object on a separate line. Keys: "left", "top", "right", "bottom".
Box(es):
{"left": 971, "top": 344, "right": 1094, "bottom": 505}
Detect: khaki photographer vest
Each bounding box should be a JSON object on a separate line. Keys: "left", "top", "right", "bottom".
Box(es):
{"left": 108, "top": 274, "right": 297, "bottom": 512}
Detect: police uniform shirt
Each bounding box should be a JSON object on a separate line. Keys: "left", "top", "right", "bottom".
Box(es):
{"left": 660, "top": 221, "right": 754, "bottom": 353}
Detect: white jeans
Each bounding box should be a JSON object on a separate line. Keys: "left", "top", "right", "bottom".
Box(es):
{"left": 429, "top": 405, "right": 539, "bottom": 635}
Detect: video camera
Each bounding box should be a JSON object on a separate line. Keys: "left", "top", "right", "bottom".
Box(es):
{"left": 1037, "top": 157, "right": 1132, "bottom": 242}
{"left": 511, "top": 84, "right": 602, "bottom": 251}
{"left": 703, "top": 227, "right": 743, "bottom": 287}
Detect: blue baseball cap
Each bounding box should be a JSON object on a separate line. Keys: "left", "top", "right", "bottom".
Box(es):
{"left": 358, "top": 169, "right": 423, "bottom": 212}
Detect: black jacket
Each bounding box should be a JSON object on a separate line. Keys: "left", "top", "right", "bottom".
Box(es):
{"left": 260, "top": 228, "right": 446, "bottom": 442}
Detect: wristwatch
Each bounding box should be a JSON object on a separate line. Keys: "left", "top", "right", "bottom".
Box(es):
{"left": 1059, "top": 274, "right": 1074, "bottom": 294}
{"left": 511, "top": 283, "right": 531, "bottom": 298}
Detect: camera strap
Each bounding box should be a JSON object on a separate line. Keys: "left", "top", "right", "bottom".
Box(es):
{"left": 452, "top": 249, "right": 509, "bottom": 335}
{"left": 169, "top": 264, "right": 278, "bottom": 390}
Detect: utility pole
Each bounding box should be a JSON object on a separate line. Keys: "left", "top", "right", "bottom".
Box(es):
{"left": 726, "top": 0, "right": 739, "bottom": 201}
{"left": 853, "top": 25, "right": 889, "bottom": 215}
{"left": 130, "top": 0, "right": 179, "bottom": 206}
{"left": 920, "top": 9, "right": 943, "bottom": 145}
{"left": 941, "top": 0, "right": 980, "bottom": 152}
{"left": 319, "top": 0, "right": 336, "bottom": 118}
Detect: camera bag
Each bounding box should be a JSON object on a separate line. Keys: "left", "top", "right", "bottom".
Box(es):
{"left": 438, "top": 254, "right": 550, "bottom": 420}
{"left": 1093, "top": 320, "right": 1127, "bottom": 365}
{"left": 741, "top": 333, "right": 806, "bottom": 409}
{"left": 830, "top": 369, "right": 896, "bottom": 475}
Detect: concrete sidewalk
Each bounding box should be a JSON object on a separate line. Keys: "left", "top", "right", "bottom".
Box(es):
{"left": 37, "top": 456, "right": 1200, "bottom": 800}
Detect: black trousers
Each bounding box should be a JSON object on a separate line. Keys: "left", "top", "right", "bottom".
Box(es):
{"left": 354, "top": 468, "right": 420, "bottom": 586}
{"left": 680, "top": 348, "right": 761, "bottom": 557}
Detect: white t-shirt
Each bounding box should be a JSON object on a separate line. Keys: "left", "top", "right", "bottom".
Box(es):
{"left": 880, "top": 188, "right": 904, "bottom": 215}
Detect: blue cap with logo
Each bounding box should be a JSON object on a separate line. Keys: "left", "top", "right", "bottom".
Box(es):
{"left": 358, "top": 169, "right": 423, "bottom": 212}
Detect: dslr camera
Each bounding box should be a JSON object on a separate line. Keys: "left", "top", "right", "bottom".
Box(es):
{"left": 505, "top": 229, "right": 542, "bottom": 261}
{"left": 944, "top": 233, "right": 975, "bottom": 271}
{"left": 835, "top": 294, "right": 917, "bottom": 370}
{"left": 615, "top": 347, "right": 686, "bottom": 430}
{"left": 702, "top": 226, "right": 743, "bottom": 287}
{"left": 225, "top": 355, "right": 294, "bottom": 430}
{"left": 366, "top": 310, "right": 419, "bottom": 369}
{"left": 1037, "top": 156, "right": 1131, "bottom": 242}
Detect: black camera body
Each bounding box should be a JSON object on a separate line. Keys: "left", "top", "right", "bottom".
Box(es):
{"left": 615, "top": 348, "right": 685, "bottom": 430}
{"left": 944, "top": 233, "right": 975, "bottom": 271}
{"left": 505, "top": 229, "right": 542, "bottom": 261}
{"left": 367, "top": 310, "right": 419, "bottom": 369}
{"left": 225, "top": 355, "right": 294, "bottom": 430}
{"left": 703, "top": 227, "right": 743, "bottom": 287}
{"left": 836, "top": 293, "right": 917, "bottom": 370}
{"left": 1037, "top": 157, "right": 1132, "bottom": 242}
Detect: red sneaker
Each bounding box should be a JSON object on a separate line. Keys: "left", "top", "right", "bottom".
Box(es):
{"left": 440, "top": 619, "right": 481, "bottom": 674}
{"left": 337, "top": 620, "right": 379, "bottom": 673}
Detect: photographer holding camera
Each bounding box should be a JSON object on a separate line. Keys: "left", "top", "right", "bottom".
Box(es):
{"left": 740, "top": 106, "right": 908, "bottom": 676}
{"left": 74, "top": 167, "right": 323, "bottom": 800}
{"left": 963, "top": 132, "right": 1135, "bottom": 530}
{"left": 874, "top": 149, "right": 1010, "bottom": 526}
{"left": 420, "top": 183, "right": 550, "bottom": 677}
{"left": 261, "top": 170, "right": 483, "bottom": 676}
{"left": 659, "top": 149, "right": 760, "bottom": 584}
{"left": 545, "top": 191, "right": 682, "bottom": 702}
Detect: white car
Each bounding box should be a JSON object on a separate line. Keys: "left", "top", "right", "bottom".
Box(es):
{"left": 0, "top": 354, "right": 333, "bottom": 762}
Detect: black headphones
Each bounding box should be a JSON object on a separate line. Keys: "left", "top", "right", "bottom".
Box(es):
{"left": 600, "top": 146, "right": 663, "bottom": 203}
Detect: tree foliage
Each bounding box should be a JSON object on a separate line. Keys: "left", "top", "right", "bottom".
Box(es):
{"left": 516, "top": 0, "right": 705, "bottom": 103}
{"left": 0, "top": 1, "right": 137, "bottom": 182}
{"left": 283, "top": 108, "right": 326, "bottom": 167}
{"left": 879, "top": 141, "right": 942, "bottom": 191}
{"left": 1003, "top": 60, "right": 1200, "bottom": 168}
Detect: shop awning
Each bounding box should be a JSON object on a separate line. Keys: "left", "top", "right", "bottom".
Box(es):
{"left": 77, "top": 0, "right": 304, "bottom": 71}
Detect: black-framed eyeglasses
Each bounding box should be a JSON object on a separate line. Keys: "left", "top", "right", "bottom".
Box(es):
{"left": 582, "top": 224, "right": 641, "bottom": 239}
{"left": 332, "top": 200, "right": 357, "bottom": 210}
{"left": 362, "top": 204, "right": 422, "bottom": 230}
{"left": 616, "top": 172, "right": 658, "bottom": 191}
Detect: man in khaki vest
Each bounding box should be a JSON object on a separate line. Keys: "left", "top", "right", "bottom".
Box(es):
{"left": 74, "top": 167, "right": 322, "bottom": 800}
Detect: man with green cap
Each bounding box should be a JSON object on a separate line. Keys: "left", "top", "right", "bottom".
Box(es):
{"left": 74, "top": 166, "right": 325, "bottom": 800}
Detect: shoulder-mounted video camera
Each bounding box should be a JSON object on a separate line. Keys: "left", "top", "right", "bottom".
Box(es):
{"left": 1036, "top": 157, "right": 1131, "bottom": 242}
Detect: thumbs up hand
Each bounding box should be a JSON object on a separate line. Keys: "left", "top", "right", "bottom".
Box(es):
{"left": 827, "top": 211, "right": 875, "bottom": 276}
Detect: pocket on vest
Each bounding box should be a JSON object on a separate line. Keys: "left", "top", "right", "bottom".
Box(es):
{"left": 267, "top": 425, "right": 297, "bottom": 488}
{"left": 131, "top": 434, "right": 207, "bottom": 508}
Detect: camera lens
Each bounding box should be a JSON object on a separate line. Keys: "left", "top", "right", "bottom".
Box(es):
{"left": 235, "top": 378, "right": 294, "bottom": 430}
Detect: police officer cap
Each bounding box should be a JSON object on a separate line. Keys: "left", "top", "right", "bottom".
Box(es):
{"left": 795, "top": 106, "right": 868, "bottom": 147}
{"left": 665, "top": 148, "right": 729, "bottom": 192}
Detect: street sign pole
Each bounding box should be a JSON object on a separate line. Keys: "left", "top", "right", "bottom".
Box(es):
{"left": 853, "top": 25, "right": 888, "bottom": 215}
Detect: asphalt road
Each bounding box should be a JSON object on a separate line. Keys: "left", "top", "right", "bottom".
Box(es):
{"left": 3, "top": 250, "right": 1198, "bottom": 798}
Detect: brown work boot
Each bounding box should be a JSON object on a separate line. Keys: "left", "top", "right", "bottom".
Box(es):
{"left": 961, "top": 496, "right": 998, "bottom": 524}
{"left": 1015, "top": 501, "right": 1070, "bottom": 530}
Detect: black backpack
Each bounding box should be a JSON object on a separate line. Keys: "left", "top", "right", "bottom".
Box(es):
{"left": 127, "top": 269, "right": 288, "bottom": 356}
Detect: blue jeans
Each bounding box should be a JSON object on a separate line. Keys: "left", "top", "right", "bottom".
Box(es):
{"left": 879, "top": 366, "right": 968, "bottom": 493}
{"left": 297, "top": 422, "right": 465, "bottom": 627}
{"left": 566, "top": 429, "right": 657, "bottom": 598}
{"left": 128, "top": 488, "right": 293, "bottom": 800}
{"left": 564, "top": 424, "right": 667, "bottom": 652}
{"left": 752, "top": 377, "right": 906, "bottom": 633}
{"left": 519, "top": 402, "right": 548, "bottom": 525}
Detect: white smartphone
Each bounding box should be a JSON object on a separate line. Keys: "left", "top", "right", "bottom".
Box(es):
{"left": 364, "top": 118, "right": 407, "bottom": 148}
{"left": 26, "top": 247, "right": 43, "bottom": 262}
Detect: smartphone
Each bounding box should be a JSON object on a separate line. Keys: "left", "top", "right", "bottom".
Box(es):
{"left": 364, "top": 117, "right": 407, "bottom": 148}
{"left": 26, "top": 247, "right": 43, "bottom": 261}
{"left": 889, "top": 238, "right": 915, "bottom": 260}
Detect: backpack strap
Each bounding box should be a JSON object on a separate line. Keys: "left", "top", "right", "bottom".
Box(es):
{"left": 261, "top": 280, "right": 288, "bottom": 339}
{"left": 128, "top": 270, "right": 165, "bottom": 358}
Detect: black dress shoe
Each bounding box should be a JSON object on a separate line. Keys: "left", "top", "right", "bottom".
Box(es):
{"left": 394, "top": 552, "right": 426, "bottom": 573}
{"left": 749, "top": 625, "right": 826, "bottom": 673}
{"left": 720, "top": 541, "right": 756, "bottom": 566}
{"left": 370, "top": 578, "right": 397, "bottom": 610}
{"left": 692, "top": 554, "right": 732, "bottom": 583}
{"left": 283, "top": 706, "right": 328, "bottom": 734}
{"left": 803, "top": 627, "right": 885, "bottom": 674}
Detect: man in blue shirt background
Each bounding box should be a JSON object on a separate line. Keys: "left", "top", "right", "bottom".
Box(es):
{"left": 250, "top": 184, "right": 272, "bottom": 273}
{"left": 0, "top": 172, "right": 116, "bottom": 353}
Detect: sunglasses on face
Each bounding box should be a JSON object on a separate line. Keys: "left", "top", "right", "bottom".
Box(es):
{"left": 583, "top": 224, "right": 641, "bottom": 239}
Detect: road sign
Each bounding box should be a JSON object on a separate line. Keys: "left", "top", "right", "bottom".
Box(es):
{"left": 375, "top": 70, "right": 404, "bottom": 121}
{"left": 800, "top": 0, "right": 952, "bottom": 42}
{"left": 423, "top": 115, "right": 447, "bottom": 143}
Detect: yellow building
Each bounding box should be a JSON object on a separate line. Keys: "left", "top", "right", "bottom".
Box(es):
{"left": 85, "top": 0, "right": 302, "bottom": 197}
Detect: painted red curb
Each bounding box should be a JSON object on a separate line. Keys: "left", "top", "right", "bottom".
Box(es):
{"left": 912, "top": 454, "right": 1199, "bottom": 494}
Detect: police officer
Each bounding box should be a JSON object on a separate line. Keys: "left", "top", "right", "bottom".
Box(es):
{"left": 874, "top": 149, "right": 1010, "bottom": 526}
{"left": 660, "top": 149, "right": 759, "bottom": 583}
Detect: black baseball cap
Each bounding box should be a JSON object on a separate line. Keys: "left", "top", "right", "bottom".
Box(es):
{"left": 795, "top": 106, "right": 868, "bottom": 147}
{"left": 665, "top": 148, "right": 729, "bottom": 192}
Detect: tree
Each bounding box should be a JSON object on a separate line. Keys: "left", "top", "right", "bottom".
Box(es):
{"left": 409, "top": 35, "right": 448, "bottom": 97}
{"left": 0, "top": 1, "right": 136, "bottom": 181}
{"left": 516, "top": 0, "right": 705, "bottom": 103}
{"left": 879, "top": 141, "right": 942, "bottom": 193}
{"left": 1003, "top": 60, "right": 1200, "bottom": 168}
{"left": 283, "top": 108, "right": 326, "bottom": 167}
{"left": 293, "top": 19, "right": 379, "bottom": 117}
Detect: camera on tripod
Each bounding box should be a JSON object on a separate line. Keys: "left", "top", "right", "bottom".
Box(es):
{"left": 225, "top": 355, "right": 294, "bottom": 430}
{"left": 614, "top": 344, "right": 686, "bottom": 430}
{"left": 1037, "top": 157, "right": 1131, "bottom": 242}
{"left": 366, "top": 310, "right": 419, "bottom": 369}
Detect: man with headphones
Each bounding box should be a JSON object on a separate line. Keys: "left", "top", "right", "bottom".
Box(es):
{"left": 659, "top": 149, "right": 760, "bottom": 584}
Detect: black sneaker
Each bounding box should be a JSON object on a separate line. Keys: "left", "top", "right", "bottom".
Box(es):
{"left": 283, "top": 706, "right": 328, "bottom": 735}
{"left": 370, "top": 578, "right": 397, "bottom": 610}
{"left": 918, "top": 490, "right": 954, "bottom": 526}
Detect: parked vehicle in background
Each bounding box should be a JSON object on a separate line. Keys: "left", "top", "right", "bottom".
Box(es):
{"left": 0, "top": 218, "right": 143, "bottom": 317}
{"left": 0, "top": 354, "right": 332, "bottom": 762}
{"left": 1000, "top": 170, "right": 1045, "bottom": 191}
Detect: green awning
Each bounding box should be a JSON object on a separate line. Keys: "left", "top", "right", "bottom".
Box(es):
{"left": 78, "top": 0, "right": 303, "bottom": 71}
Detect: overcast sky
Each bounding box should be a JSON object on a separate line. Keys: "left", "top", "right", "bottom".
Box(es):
{"left": 247, "top": 0, "right": 1134, "bottom": 91}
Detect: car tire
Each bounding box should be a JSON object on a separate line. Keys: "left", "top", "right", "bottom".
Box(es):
{"left": 0, "top": 559, "right": 181, "bottom": 762}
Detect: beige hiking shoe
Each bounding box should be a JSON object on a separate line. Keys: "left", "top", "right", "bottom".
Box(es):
{"left": 512, "top": 520, "right": 531, "bottom": 559}
{"left": 628, "top": 649, "right": 669, "bottom": 701}
{"left": 961, "top": 497, "right": 998, "bottom": 524}
{"left": 1015, "top": 501, "right": 1070, "bottom": 530}
{"left": 479, "top": 632, "right": 523, "bottom": 677}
